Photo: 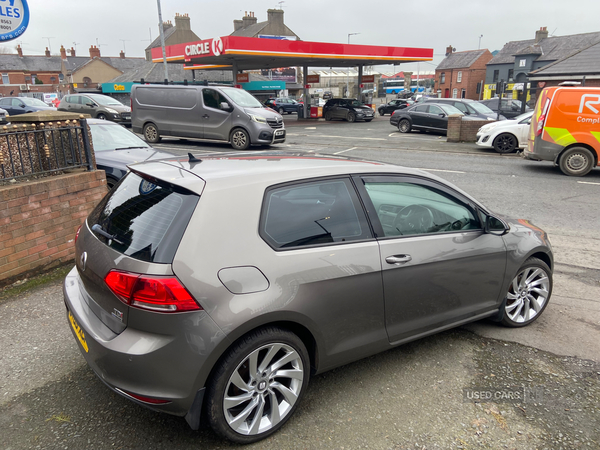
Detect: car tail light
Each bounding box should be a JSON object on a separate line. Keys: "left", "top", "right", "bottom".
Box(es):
{"left": 119, "top": 389, "right": 171, "bottom": 405}
{"left": 104, "top": 270, "right": 201, "bottom": 313}
{"left": 75, "top": 225, "right": 82, "bottom": 243}
{"left": 536, "top": 115, "right": 546, "bottom": 136}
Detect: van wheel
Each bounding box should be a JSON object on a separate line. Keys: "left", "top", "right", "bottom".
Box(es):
{"left": 230, "top": 128, "right": 250, "bottom": 150}
{"left": 493, "top": 133, "right": 518, "bottom": 153}
{"left": 559, "top": 147, "right": 595, "bottom": 176}
{"left": 143, "top": 123, "right": 161, "bottom": 143}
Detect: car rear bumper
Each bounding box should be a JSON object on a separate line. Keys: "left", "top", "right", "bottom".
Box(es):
{"left": 63, "top": 266, "right": 225, "bottom": 418}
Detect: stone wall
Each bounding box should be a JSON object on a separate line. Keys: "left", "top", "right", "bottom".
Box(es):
{"left": 0, "top": 170, "right": 107, "bottom": 287}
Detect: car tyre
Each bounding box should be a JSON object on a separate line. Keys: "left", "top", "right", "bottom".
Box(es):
{"left": 97, "top": 113, "right": 107, "bottom": 120}
{"left": 347, "top": 112, "right": 356, "bottom": 123}
{"left": 500, "top": 257, "right": 552, "bottom": 327}
{"left": 278, "top": 107, "right": 285, "bottom": 115}
{"left": 398, "top": 119, "right": 411, "bottom": 133}
{"left": 205, "top": 326, "right": 310, "bottom": 444}
{"left": 324, "top": 111, "right": 332, "bottom": 121}
{"left": 378, "top": 109, "right": 385, "bottom": 116}
{"left": 493, "top": 133, "right": 518, "bottom": 153}
{"left": 558, "top": 146, "right": 595, "bottom": 176}
{"left": 230, "top": 128, "right": 251, "bottom": 150}
{"left": 143, "top": 123, "right": 161, "bottom": 143}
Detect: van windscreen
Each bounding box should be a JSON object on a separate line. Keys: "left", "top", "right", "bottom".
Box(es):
{"left": 221, "top": 87, "right": 263, "bottom": 108}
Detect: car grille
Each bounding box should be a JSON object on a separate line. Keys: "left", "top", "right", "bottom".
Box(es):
{"left": 267, "top": 117, "right": 284, "bottom": 129}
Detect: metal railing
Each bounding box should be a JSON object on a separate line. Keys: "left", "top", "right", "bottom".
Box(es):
{"left": 0, "top": 118, "right": 93, "bottom": 181}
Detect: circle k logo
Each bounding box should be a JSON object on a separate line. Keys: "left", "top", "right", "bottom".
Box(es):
{"left": 212, "top": 37, "right": 223, "bottom": 56}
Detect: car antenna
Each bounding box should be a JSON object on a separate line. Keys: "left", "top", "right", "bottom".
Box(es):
{"left": 188, "top": 153, "right": 202, "bottom": 163}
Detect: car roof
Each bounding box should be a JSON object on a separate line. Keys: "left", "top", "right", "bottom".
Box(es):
{"left": 424, "top": 98, "right": 474, "bottom": 103}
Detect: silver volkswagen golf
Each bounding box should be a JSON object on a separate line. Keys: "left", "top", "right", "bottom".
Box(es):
{"left": 64, "top": 152, "right": 553, "bottom": 443}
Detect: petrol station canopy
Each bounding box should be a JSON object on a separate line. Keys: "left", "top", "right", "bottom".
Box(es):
{"left": 150, "top": 36, "right": 433, "bottom": 71}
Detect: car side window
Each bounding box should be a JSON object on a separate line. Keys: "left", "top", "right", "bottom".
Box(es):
{"left": 12, "top": 98, "right": 23, "bottom": 107}
{"left": 0, "top": 98, "right": 8, "bottom": 106}
{"left": 429, "top": 105, "right": 443, "bottom": 115}
{"left": 453, "top": 103, "right": 468, "bottom": 114}
{"left": 361, "top": 179, "right": 481, "bottom": 237}
{"left": 260, "top": 178, "right": 371, "bottom": 249}
{"left": 414, "top": 105, "right": 428, "bottom": 113}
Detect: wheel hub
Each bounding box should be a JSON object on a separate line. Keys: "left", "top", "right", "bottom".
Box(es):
{"left": 567, "top": 154, "right": 585, "bottom": 170}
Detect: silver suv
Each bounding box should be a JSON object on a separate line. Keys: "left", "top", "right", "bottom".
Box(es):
{"left": 65, "top": 152, "right": 553, "bottom": 443}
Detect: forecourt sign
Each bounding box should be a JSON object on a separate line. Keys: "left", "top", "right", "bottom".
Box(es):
{"left": 0, "top": 0, "right": 30, "bottom": 41}
{"left": 151, "top": 36, "right": 433, "bottom": 116}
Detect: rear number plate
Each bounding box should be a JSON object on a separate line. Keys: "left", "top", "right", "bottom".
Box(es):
{"left": 68, "top": 310, "right": 89, "bottom": 353}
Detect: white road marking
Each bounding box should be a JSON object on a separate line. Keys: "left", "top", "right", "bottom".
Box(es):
{"left": 416, "top": 168, "right": 466, "bottom": 174}
{"left": 578, "top": 181, "right": 600, "bottom": 185}
{"left": 317, "top": 135, "right": 387, "bottom": 141}
{"left": 304, "top": 127, "right": 317, "bottom": 130}
{"left": 334, "top": 147, "right": 358, "bottom": 155}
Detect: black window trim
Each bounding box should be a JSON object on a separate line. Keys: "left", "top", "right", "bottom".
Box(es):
{"left": 351, "top": 173, "right": 484, "bottom": 241}
{"left": 259, "top": 175, "right": 376, "bottom": 252}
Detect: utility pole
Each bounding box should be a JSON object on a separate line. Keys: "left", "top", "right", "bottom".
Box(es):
{"left": 478, "top": 35, "right": 483, "bottom": 50}
{"left": 347, "top": 33, "right": 360, "bottom": 98}
{"left": 157, "top": 0, "right": 169, "bottom": 82}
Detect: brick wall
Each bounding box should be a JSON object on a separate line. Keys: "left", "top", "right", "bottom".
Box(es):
{"left": 0, "top": 170, "right": 107, "bottom": 287}
{"left": 447, "top": 115, "right": 493, "bottom": 142}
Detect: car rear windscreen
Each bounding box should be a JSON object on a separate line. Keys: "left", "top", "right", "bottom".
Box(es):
{"left": 87, "top": 172, "right": 199, "bottom": 263}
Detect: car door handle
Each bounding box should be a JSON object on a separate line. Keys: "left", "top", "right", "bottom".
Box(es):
{"left": 385, "top": 255, "right": 412, "bottom": 265}
{"left": 202, "top": 114, "right": 209, "bottom": 119}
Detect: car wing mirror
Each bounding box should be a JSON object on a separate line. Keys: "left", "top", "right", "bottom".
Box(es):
{"left": 439, "top": 113, "right": 446, "bottom": 117}
{"left": 220, "top": 102, "right": 233, "bottom": 112}
{"left": 484, "top": 213, "right": 509, "bottom": 236}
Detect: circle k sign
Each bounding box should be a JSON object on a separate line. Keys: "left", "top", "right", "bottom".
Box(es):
{"left": 212, "top": 37, "right": 223, "bottom": 57}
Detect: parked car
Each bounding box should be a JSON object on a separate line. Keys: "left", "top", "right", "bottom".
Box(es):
{"left": 264, "top": 97, "right": 300, "bottom": 114}
{"left": 58, "top": 94, "right": 131, "bottom": 124}
{"left": 0, "top": 107, "right": 8, "bottom": 124}
{"left": 479, "top": 98, "right": 532, "bottom": 119}
{"left": 323, "top": 98, "right": 375, "bottom": 122}
{"left": 476, "top": 111, "right": 533, "bottom": 153}
{"left": 0, "top": 96, "right": 57, "bottom": 116}
{"left": 424, "top": 98, "right": 503, "bottom": 121}
{"left": 378, "top": 99, "right": 412, "bottom": 116}
{"left": 131, "top": 84, "right": 285, "bottom": 150}
{"left": 64, "top": 151, "right": 553, "bottom": 444}
{"left": 323, "top": 91, "right": 333, "bottom": 100}
{"left": 87, "top": 119, "right": 175, "bottom": 189}
{"left": 390, "top": 103, "right": 477, "bottom": 134}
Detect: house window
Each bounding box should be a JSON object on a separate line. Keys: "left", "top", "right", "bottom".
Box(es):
{"left": 1, "top": 73, "right": 8, "bottom": 84}
{"left": 508, "top": 69, "right": 514, "bottom": 82}
{"left": 457, "top": 71, "right": 462, "bottom": 83}
{"left": 452, "top": 88, "right": 458, "bottom": 98}
{"left": 493, "top": 70, "right": 499, "bottom": 82}
{"left": 519, "top": 59, "right": 527, "bottom": 67}
{"left": 440, "top": 72, "right": 445, "bottom": 84}
{"left": 83, "top": 77, "right": 92, "bottom": 85}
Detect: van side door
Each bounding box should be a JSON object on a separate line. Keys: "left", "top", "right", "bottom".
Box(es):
{"left": 201, "top": 88, "right": 232, "bottom": 141}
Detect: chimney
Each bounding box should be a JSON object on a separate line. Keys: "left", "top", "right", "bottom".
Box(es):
{"left": 45, "top": 47, "right": 51, "bottom": 57}
{"left": 163, "top": 20, "right": 173, "bottom": 31}
{"left": 60, "top": 45, "right": 67, "bottom": 59}
{"left": 174, "top": 12, "right": 191, "bottom": 31}
{"left": 234, "top": 19, "right": 243, "bottom": 31}
{"left": 16, "top": 44, "right": 23, "bottom": 57}
{"left": 120, "top": 50, "right": 125, "bottom": 59}
{"left": 70, "top": 47, "right": 76, "bottom": 57}
{"left": 267, "top": 9, "right": 284, "bottom": 27}
{"left": 242, "top": 11, "right": 257, "bottom": 29}
{"left": 445, "top": 45, "right": 454, "bottom": 56}
{"left": 89, "top": 45, "right": 101, "bottom": 58}
{"left": 535, "top": 26, "right": 548, "bottom": 43}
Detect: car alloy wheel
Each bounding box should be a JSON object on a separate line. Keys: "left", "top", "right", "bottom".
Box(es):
{"left": 230, "top": 128, "right": 251, "bottom": 150}
{"left": 378, "top": 109, "right": 385, "bottom": 116}
{"left": 324, "top": 111, "right": 332, "bottom": 121}
{"left": 501, "top": 257, "right": 552, "bottom": 327}
{"left": 559, "top": 147, "right": 595, "bottom": 177}
{"left": 398, "top": 119, "right": 411, "bottom": 133}
{"left": 278, "top": 107, "right": 285, "bottom": 115}
{"left": 97, "top": 113, "right": 107, "bottom": 120}
{"left": 493, "top": 133, "right": 518, "bottom": 153}
{"left": 206, "top": 327, "right": 309, "bottom": 443}
{"left": 347, "top": 112, "right": 356, "bottom": 123}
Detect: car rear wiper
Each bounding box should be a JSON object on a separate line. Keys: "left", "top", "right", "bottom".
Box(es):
{"left": 91, "top": 224, "right": 125, "bottom": 245}
{"left": 114, "top": 146, "right": 149, "bottom": 150}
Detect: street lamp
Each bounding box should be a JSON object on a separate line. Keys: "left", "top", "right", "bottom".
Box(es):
{"left": 347, "top": 33, "right": 360, "bottom": 97}
{"left": 478, "top": 35, "right": 483, "bottom": 50}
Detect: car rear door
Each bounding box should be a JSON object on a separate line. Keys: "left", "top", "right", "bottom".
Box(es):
{"left": 426, "top": 104, "right": 448, "bottom": 131}
{"left": 354, "top": 175, "right": 507, "bottom": 343}
{"left": 409, "top": 104, "right": 430, "bottom": 128}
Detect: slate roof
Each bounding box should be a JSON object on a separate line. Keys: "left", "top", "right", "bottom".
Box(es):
{"left": 108, "top": 62, "right": 233, "bottom": 83}
{"left": 230, "top": 21, "right": 269, "bottom": 37}
{"left": 436, "top": 49, "right": 487, "bottom": 70}
{"left": 0, "top": 54, "right": 63, "bottom": 72}
{"left": 488, "top": 31, "right": 600, "bottom": 65}
{"left": 514, "top": 44, "right": 543, "bottom": 56}
{"left": 529, "top": 41, "right": 600, "bottom": 76}
{"left": 145, "top": 26, "right": 177, "bottom": 51}
{"left": 63, "top": 56, "right": 147, "bottom": 73}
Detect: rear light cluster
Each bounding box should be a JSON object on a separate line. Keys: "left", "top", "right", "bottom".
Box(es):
{"left": 536, "top": 98, "right": 551, "bottom": 137}
{"left": 104, "top": 270, "right": 201, "bottom": 313}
